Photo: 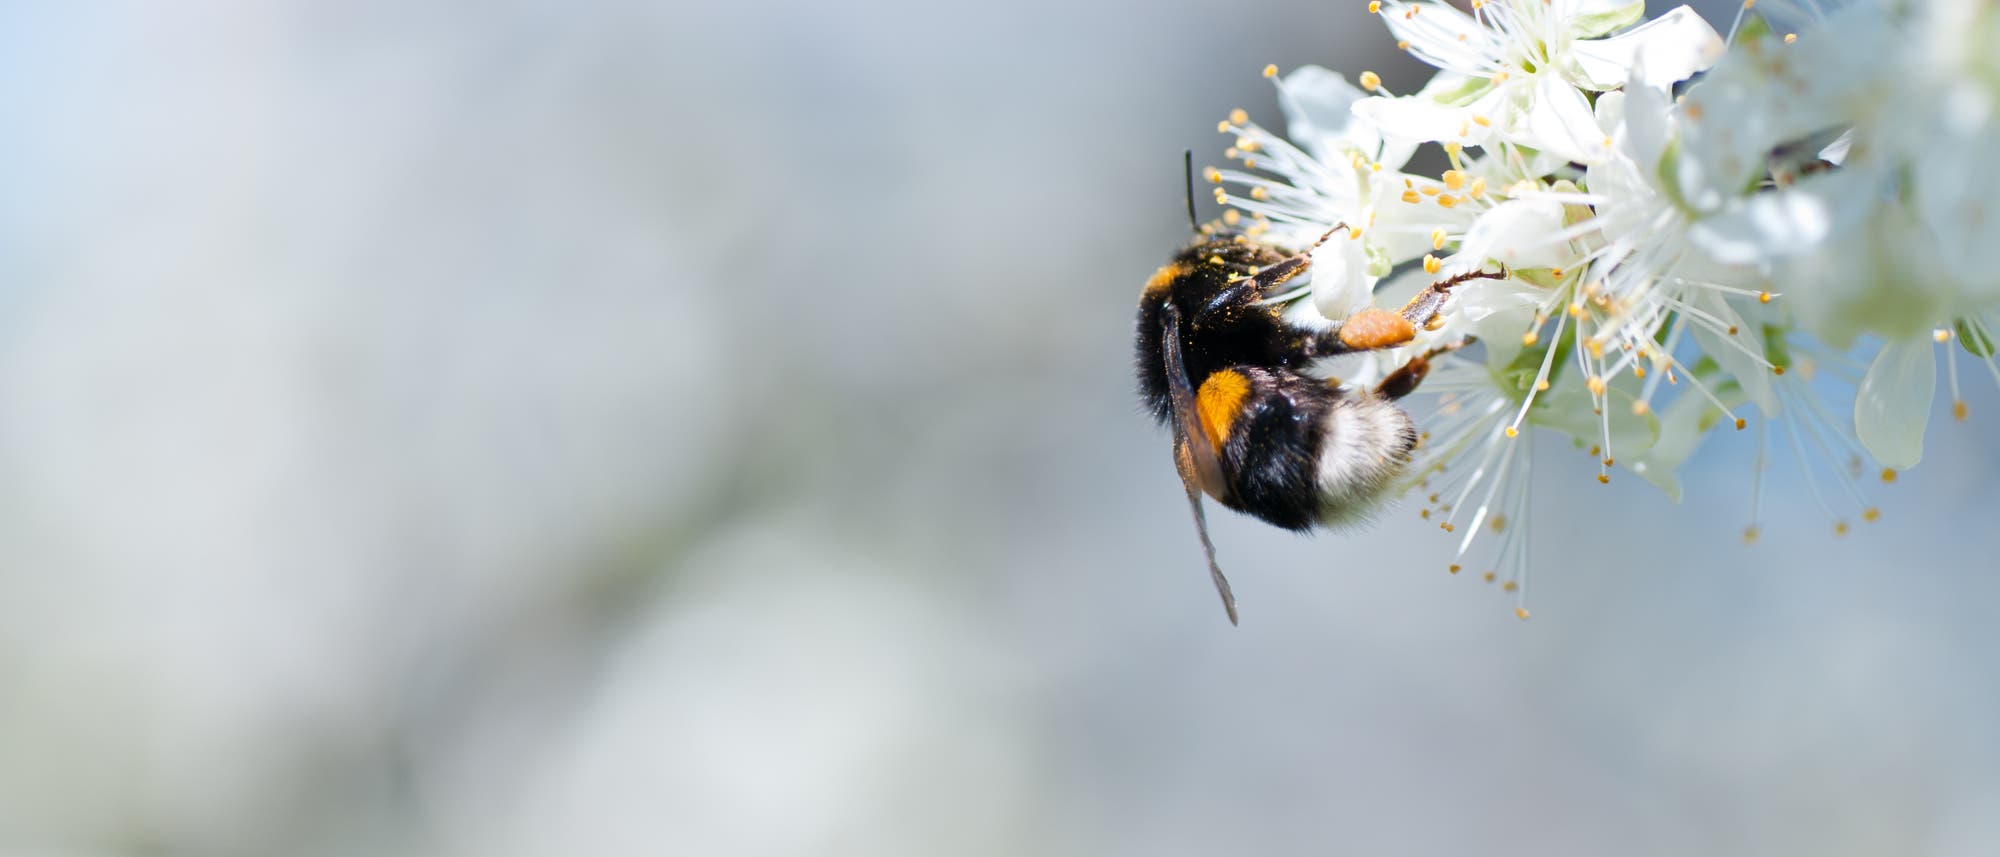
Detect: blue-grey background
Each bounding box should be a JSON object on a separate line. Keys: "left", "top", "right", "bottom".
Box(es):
{"left": 1, "top": 1, "right": 1996, "bottom": 855}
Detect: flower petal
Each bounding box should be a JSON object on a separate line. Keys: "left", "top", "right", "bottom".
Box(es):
{"left": 1381, "top": 1, "right": 1501, "bottom": 78}
{"left": 1309, "top": 233, "right": 1373, "bottom": 320}
{"left": 1855, "top": 338, "right": 1937, "bottom": 470}
{"left": 1458, "top": 198, "right": 1573, "bottom": 269}
{"left": 1276, "top": 66, "right": 1403, "bottom": 168}
{"left": 1351, "top": 90, "right": 1492, "bottom": 148}
{"left": 1571, "top": 6, "right": 1724, "bottom": 90}
{"left": 1687, "top": 290, "right": 1778, "bottom": 415}
{"left": 1569, "top": 0, "right": 1646, "bottom": 38}
{"left": 1517, "top": 73, "right": 1610, "bottom": 164}
{"left": 1685, "top": 168, "right": 1870, "bottom": 265}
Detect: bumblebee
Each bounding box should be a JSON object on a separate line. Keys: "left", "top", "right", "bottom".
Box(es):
{"left": 1136, "top": 218, "right": 1503, "bottom": 624}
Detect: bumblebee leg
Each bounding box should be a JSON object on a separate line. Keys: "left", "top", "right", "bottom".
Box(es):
{"left": 1373, "top": 341, "right": 1469, "bottom": 400}
{"left": 1308, "top": 267, "right": 1509, "bottom": 355}
{"left": 1396, "top": 266, "right": 1510, "bottom": 331}
{"left": 1193, "top": 224, "right": 1349, "bottom": 325}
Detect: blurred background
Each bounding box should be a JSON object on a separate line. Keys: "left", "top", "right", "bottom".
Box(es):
{"left": 2, "top": 1, "right": 1998, "bottom": 855}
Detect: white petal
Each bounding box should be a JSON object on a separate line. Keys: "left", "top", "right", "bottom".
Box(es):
{"left": 1381, "top": 1, "right": 1501, "bottom": 77}
{"left": 1684, "top": 168, "right": 1873, "bottom": 265}
{"left": 1855, "top": 339, "right": 1937, "bottom": 469}
{"left": 1568, "top": 0, "right": 1646, "bottom": 38}
{"left": 1352, "top": 93, "right": 1488, "bottom": 148}
{"left": 1517, "top": 74, "right": 1609, "bottom": 164}
{"left": 1459, "top": 199, "right": 1574, "bottom": 269}
{"left": 1571, "top": 6, "right": 1724, "bottom": 90}
{"left": 1309, "top": 234, "right": 1373, "bottom": 320}
{"left": 1275, "top": 66, "right": 1373, "bottom": 166}
{"left": 1619, "top": 77, "right": 1672, "bottom": 180}
{"left": 1687, "top": 290, "right": 1777, "bottom": 415}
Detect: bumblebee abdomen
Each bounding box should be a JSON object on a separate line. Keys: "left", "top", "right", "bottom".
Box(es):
{"left": 1212, "top": 369, "right": 1416, "bottom": 531}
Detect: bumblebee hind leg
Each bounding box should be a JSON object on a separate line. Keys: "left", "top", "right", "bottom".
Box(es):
{"left": 1373, "top": 341, "right": 1469, "bottom": 400}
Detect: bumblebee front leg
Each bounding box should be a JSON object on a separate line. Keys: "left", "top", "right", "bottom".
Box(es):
{"left": 1310, "top": 266, "right": 1510, "bottom": 355}
{"left": 1193, "top": 224, "right": 1349, "bottom": 325}
{"left": 1395, "top": 267, "right": 1510, "bottom": 332}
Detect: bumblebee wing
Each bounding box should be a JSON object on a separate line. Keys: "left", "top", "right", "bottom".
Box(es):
{"left": 1160, "top": 304, "right": 1229, "bottom": 500}
{"left": 1160, "top": 304, "right": 1239, "bottom": 625}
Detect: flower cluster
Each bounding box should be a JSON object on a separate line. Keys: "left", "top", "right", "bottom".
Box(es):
{"left": 1210, "top": 0, "right": 2000, "bottom": 615}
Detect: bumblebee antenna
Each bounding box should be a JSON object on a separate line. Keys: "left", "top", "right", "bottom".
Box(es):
{"left": 1183, "top": 149, "right": 1200, "bottom": 233}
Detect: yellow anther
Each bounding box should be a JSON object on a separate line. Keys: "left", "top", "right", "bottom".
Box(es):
{"left": 1955, "top": 399, "right": 1969, "bottom": 421}
{"left": 1735, "top": 417, "right": 1747, "bottom": 430}
{"left": 1758, "top": 290, "right": 1773, "bottom": 303}
{"left": 1634, "top": 366, "right": 1647, "bottom": 379}
{"left": 1369, "top": 0, "right": 1381, "bottom": 11}
{"left": 1401, "top": 189, "right": 1422, "bottom": 204}
{"left": 1597, "top": 474, "right": 1610, "bottom": 484}
{"left": 1228, "top": 108, "right": 1249, "bottom": 125}
{"left": 1550, "top": 267, "right": 1564, "bottom": 278}
{"left": 1567, "top": 303, "right": 1583, "bottom": 318}
{"left": 1522, "top": 331, "right": 1539, "bottom": 347}
{"left": 1458, "top": 120, "right": 1471, "bottom": 137}
{"left": 1742, "top": 525, "right": 1759, "bottom": 544}
{"left": 1472, "top": 114, "right": 1492, "bottom": 127}
{"left": 1423, "top": 254, "right": 1442, "bottom": 274}
{"left": 1397, "top": 39, "right": 1411, "bottom": 50}
{"left": 1587, "top": 377, "right": 1606, "bottom": 395}
{"left": 1263, "top": 64, "right": 1279, "bottom": 78}
{"left": 1208, "top": 255, "right": 1224, "bottom": 265}
{"left": 1536, "top": 379, "right": 1550, "bottom": 391}
{"left": 1236, "top": 136, "right": 1260, "bottom": 152}
{"left": 1360, "top": 70, "right": 1382, "bottom": 91}
{"left": 1441, "top": 522, "right": 1455, "bottom": 532}
{"left": 1783, "top": 32, "right": 1797, "bottom": 43}
{"left": 1483, "top": 571, "right": 1496, "bottom": 582}
{"left": 1468, "top": 177, "right": 1487, "bottom": 197}
{"left": 1502, "top": 581, "right": 1518, "bottom": 592}
{"left": 1444, "top": 142, "right": 1462, "bottom": 157}
{"left": 1862, "top": 507, "right": 1881, "bottom": 522}
{"left": 1442, "top": 170, "right": 1466, "bottom": 190}
{"left": 1505, "top": 426, "right": 1519, "bottom": 438}
{"left": 1449, "top": 564, "right": 1461, "bottom": 574}
{"left": 1213, "top": 188, "right": 1229, "bottom": 204}
{"left": 1491, "top": 70, "right": 1509, "bottom": 84}
{"left": 1431, "top": 228, "right": 1447, "bottom": 250}
{"left": 1203, "top": 167, "right": 1222, "bottom": 183}
{"left": 1217, "top": 120, "right": 1231, "bottom": 133}
{"left": 1881, "top": 468, "right": 1898, "bottom": 483}
{"left": 1420, "top": 185, "right": 1441, "bottom": 196}
{"left": 1437, "top": 194, "right": 1461, "bottom": 208}
{"left": 1773, "top": 365, "right": 1786, "bottom": 375}
{"left": 1934, "top": 328, "right": 1952, "bottom": 343}
{"left": 1515, "top": 607, "right": 1531, "bottom": 621}
{"left": 1222, "top": 209, "right": 1241, "bottom": 225}
{"left": 1631, "top": 400, "right": 1651, "bottom": 415}
{"left": 1250, "top": 187, "right": 1269, "bottom": 200}
{"left": 1834, "top": 521, "right": 1850, "bottom": 536}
